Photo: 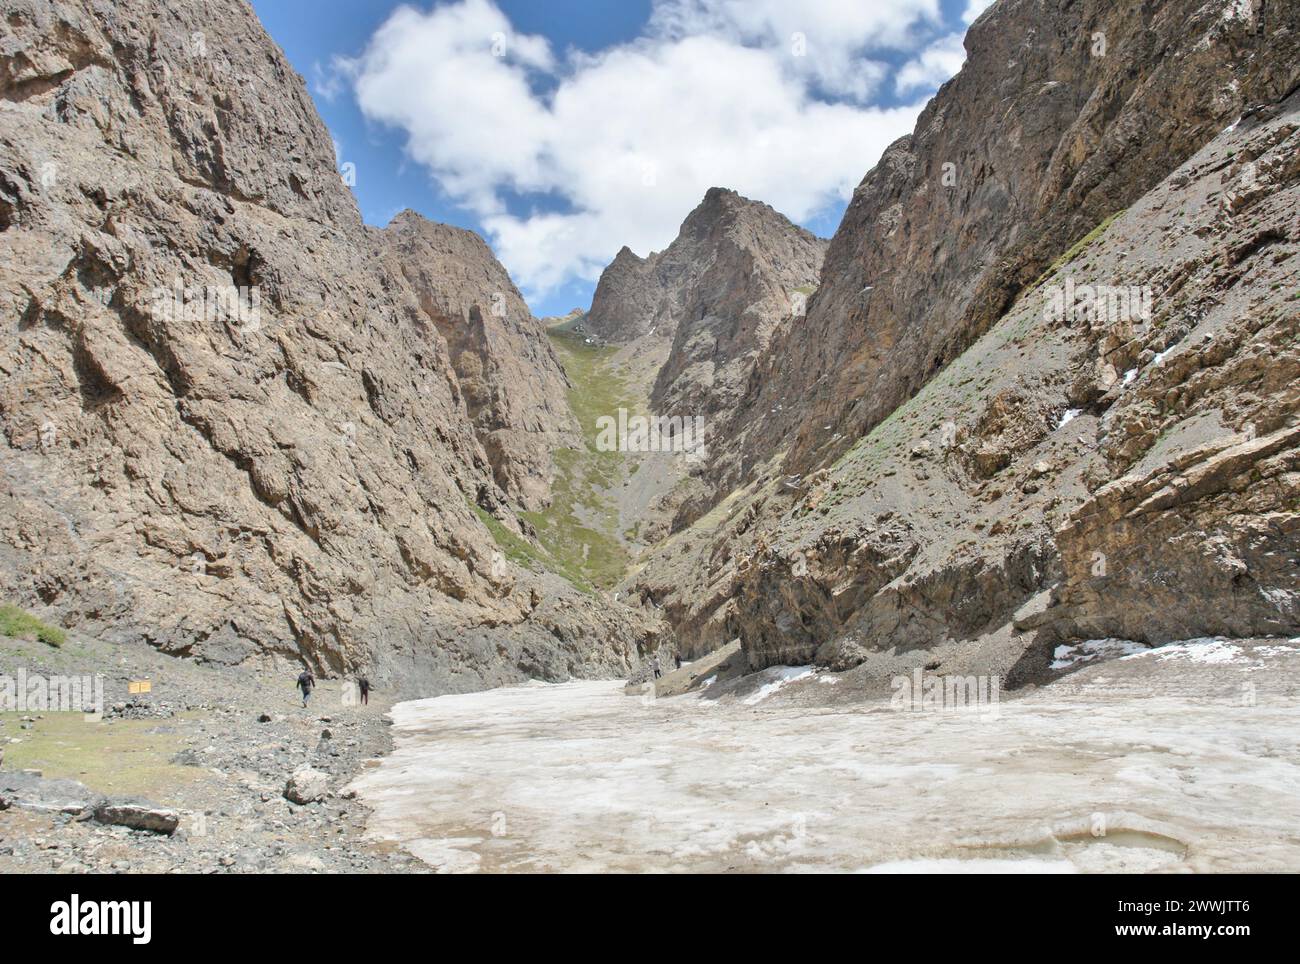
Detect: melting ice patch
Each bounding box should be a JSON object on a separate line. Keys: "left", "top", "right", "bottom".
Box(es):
{"left": 1255, "top": 644, "right": 1300, "bottom": 659}
{"left": 1052, "top": 638, "right": 1150, "bottom": 669}
{"left": 1122, "top": 637, "right": 1246, "bottom": 665}
{"left": 742, "top": 666, "right": 815, "bottom": 705}
{"left": 1058, "top": 408, "right": 1083, "bottom": 428}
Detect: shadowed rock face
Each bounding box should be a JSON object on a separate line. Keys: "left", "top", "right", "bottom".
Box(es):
{"left": 373, "top": 211, "right": 579, "bottom": 511}
{"left": 0, "top": 0, "right": 662, "bottom": 693}
{"left": 626, "top": 0, "right": 1300, "bottom": 672}
{"left": 583, "top": 245, "right": 664, "bottom": 344}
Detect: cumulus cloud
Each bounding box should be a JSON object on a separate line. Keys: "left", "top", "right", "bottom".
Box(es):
{"left": 344, "top": 0, "right": 945, "bottom": 300}
{"left": 647, "top": 0, "right": 942, "bottom": 102}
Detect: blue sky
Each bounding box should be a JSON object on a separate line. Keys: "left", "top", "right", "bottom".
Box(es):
{"left": 252, "top": 0, "right": 990, "bottom": 316}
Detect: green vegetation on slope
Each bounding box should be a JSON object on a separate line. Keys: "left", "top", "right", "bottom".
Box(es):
{"left": 0, "top": 603, "right": 66, "bottom": 647}
{"left": 1027, "top": 210, "right": 1126, "bottom": 293}
{"left": 513, "top": 329, "right": 642, "bottom": 591}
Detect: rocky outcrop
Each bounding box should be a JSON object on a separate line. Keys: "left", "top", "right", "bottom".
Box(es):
{"left": 373, "top": 212, "right": 579, "bottom": 510}
{"left": 1047, "top": 425, "right": 1300, "bottom": 645}
{"left": 650, "top": 189, "right": 825, "bottom": 420}
{"left": 584, "top": 246, "right": 665, "bottom": 343}
{"left": 0, "top": 0, "right": 661, "bottom": 693}
{"left": 632, "top": 50, "right": 1300, "bottom": 673}
{"left": 586, "top": 190, "right": 824, "bottom": 365}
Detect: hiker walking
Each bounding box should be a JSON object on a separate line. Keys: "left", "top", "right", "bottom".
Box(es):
{"left": 358, "top": 674, "right": 371, "bottom": 706}
{"left": 652, "top": 655, "right": 662, "bottom": 680}
{"left": 296, "top": 669, "right": 315, "bottom": 708}
{"left": 674, "top": 653, "right": 682, "bottom": 670}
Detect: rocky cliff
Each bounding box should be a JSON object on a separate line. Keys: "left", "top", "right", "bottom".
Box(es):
{"left": 373, "top": 211, "right": 579, "bottom": 511}
{"left": 648, "top": 189, "right": 826, "bottom": 420}
{"left": 627, "top": 0, "right": 1300, "bottom": 670}
{"left": 585, "top": 190, "right": 824, "bottom": 370}
{"left": 583, "top": 188, "right": 825, "bottom": 532}
{"left": 584, "top": 246, "right": 664, "bottom": 344}
{"left": 0, "top": 0, "right": 662, "bottom": 692}
{"left": 746, "top": 0, "right": 1299, "bottom": 480}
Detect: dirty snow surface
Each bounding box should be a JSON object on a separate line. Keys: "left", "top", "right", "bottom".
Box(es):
{"left": 351, "top": 638, "right": 1300, "bottom": 873}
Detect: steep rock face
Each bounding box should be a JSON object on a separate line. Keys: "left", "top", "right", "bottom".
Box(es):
{"left": 373, "top": 212, "right": 579, "bottom": 510}
{"left": 775, "top": 98, "right": 1297, "bottom": 672}
{"left": 0, "top": 0, "right": 660, "bottom": 692}
{"left": 584, "top": 189, "right": 825, "bottom": 533}
{"left": 583, "top": 246, "right": 664, "bottom": 343}
{"left": 740, "top": 0, "right": 1300, "bottom": 481}
{"left": 630, "top": 41, "right": 1300, "bottom": 672}
{"left": 1050, "top": 425, "right": 1300, "bottom": 645}
{"left": 646, "top": 189, "right": 825, "bottom": 421}
{"left": 584, "top": 190, "right": 824, "bottom": 372}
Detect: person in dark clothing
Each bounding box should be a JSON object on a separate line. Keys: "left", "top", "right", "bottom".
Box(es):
{"left": 358, "top": 675, "right": 371, "bottom": 706}
{"left": 296, "top": 670, "right": 315, "bottom": 708}
{"left": 674, "top": 653, "right": 682, "bottom": 670}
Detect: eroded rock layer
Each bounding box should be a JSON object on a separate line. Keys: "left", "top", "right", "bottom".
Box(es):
{"left": 374, "top": 211, "right": 580, "bottom": 511}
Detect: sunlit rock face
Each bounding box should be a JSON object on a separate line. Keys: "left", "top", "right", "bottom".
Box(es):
{"left": 0, "top": 0, "right": 660, "bottom": 691}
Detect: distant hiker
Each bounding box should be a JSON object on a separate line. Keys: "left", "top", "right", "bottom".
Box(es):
{"left": 652, "top": 655, "right": 662, "bottom": 680}
{"left": 674, "top": 653, "right": 682, "bottom": 670}
{"left": 358, "top": 675, "right": 371, "bottom": 706}
{"left": 297, "top": 670, "right": 315, "bottom": 707}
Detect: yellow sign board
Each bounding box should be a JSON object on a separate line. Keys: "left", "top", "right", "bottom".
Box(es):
{"left": 128, "top": 680, "right": 152, "bottom": 695}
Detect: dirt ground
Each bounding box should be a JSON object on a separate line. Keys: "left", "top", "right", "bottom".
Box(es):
{"left": 0, "top": 634, "right": 421, "bottom": 873}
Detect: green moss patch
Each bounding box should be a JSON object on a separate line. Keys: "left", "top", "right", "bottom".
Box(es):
{"left": 0, "top": 604, "right": 66, "bottom": 647}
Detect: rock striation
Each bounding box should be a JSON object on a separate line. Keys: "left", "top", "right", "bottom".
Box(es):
{"left": 373, "top": 211, "right": 579, "bottom": 511}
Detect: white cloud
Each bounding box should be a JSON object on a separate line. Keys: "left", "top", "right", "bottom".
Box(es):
{"left": 348, "top": 0, "right": 557, "bottom": 214}
{"left": 344, "top": 0, "right": 940, "bottom": 301}
{"left": 647, "top": 0, "right": 942, "bottom": 102}
{"left": 894, "top": 32, "right": 967, "bottom": 96}
{"left": 311, "top": 60, "right": 346, "bottom": 103}
{"left": 963, "top": 0, "right": 997, "bottom": 25}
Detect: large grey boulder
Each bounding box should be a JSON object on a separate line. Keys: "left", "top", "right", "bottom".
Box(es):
{"left": 0, "top": 771, "right": 103, "bottom": 815}
{"left": 285, "top": 767, "right": 330, "bottom": 805}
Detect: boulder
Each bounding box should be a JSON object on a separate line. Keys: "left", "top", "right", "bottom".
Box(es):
{"left": 93, "top": 801, "right": 180, "bottom": 835}
{"left": 285, "top": 767, "right": 330, "bottom": 804}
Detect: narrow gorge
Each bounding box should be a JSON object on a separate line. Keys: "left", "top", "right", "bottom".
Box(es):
{"left": 1, "top": 0, "right": 1298, "bottom": 880}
